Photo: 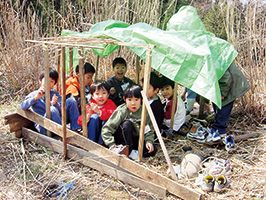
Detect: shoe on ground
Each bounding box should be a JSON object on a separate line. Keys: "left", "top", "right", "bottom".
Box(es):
{"left": 201, "top": 175, "right": 214, "bottom": 192}
{"left": 201, "top": 157, "right": 232, "bottom": 176}
{"left": 129, "top": 150, "right": 138, "bottom": 160}
{"left": 208, "top": 128, "right": 221, "bottom": 142}
{"left": 223, "top": 135, "right": 236, "bottom": 152}
{"left": 109, "top": 144, "right": 129, "bottom": 157}
{"left": 213, "top": 175, "right": 230, "bottom": 193}
{"left": 187, "top": 126, "right": 208, "bottom": 141}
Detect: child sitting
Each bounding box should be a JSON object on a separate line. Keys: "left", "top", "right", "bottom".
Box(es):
{"left": 20, "top": 68, "right": 81, "bottom": 135}
{"left": 66, "top": 62, "right": 95, "bottom": 113}
{"left": 147, "top": 72, "right": 164, "bottom": 130}
{"left": 101, "top": 85, "right": 157, "bottom": 158}
{"left": 106, "top": 57, "right": 136, "bottom": 106}
{"left": 77, "top": 81, "right": 117, "bottom": 143}
{"left": 160, "top": 76, "right": 186, "bottom": 135}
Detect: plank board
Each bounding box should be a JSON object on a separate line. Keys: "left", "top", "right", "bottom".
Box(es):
{"left": 16, "top": 107, "right": 203, "bottom": 200}
{"left": 22, "top": 127, "right": 167, "bottom": 197}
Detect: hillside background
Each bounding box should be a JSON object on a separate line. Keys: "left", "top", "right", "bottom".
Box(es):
{"left": 0, "top": 0, "right": 265, "bottom": 123}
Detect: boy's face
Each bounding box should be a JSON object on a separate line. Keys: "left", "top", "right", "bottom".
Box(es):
{"left": 125, "top": 97, "right": 141, "bottom": 113}
{"left": 147, "top": 84, "right": 159, "bottom": 99}
{"left": 161, "top": 85, "right": 173, "bottom": 99}
{"left": 39, "top": 77, "right": 56, "bottom": 90}
{"left": 84, "top": 72, "right": 94, "bottom": 86}
{"left": 113, "top": 63, "right": 127, "bottom": 81}
{"left": 92, "top": 87, "right": 109, "bottom": 106}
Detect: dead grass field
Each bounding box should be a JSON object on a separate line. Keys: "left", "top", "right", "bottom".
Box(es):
{"left": 1, "top": 100, "right": 265, "bottom": 200}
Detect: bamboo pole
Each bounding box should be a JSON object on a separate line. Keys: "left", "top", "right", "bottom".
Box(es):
{"left": 44, "top": 48, "right": 51, "bottom": 137}
{"left": 79, "top": 56, "right": 88, "bottom": 138}
{"left": 60, "top": 47, "right": 67, "bottom": 159}
{"left": 138, "top": 46, "right": 152, "bottom": 162}
{"left": 56, "top": 48, "right": 61, "bottom": 91}
{"left": 141, "top": 91, "right": 178, "bottom": 180}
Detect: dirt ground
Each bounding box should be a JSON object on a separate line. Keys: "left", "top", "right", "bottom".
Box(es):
{"left": 0, "top": 101, "right": 266, "bottom": 200}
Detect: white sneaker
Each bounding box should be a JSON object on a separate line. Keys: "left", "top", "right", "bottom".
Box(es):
{"left": 129, "top": 150, "right": 138, "bottom": 160}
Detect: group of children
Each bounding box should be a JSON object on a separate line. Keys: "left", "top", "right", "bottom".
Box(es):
{"left": 21, "top": 57, "right": 188, "bottom": 158}
{"left": 21, "top": 57, "right": 250, "bottom": 159}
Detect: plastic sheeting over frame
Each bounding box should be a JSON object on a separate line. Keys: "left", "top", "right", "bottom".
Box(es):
{"left": 61, "top": 6, "right": 238, "bottom": 107}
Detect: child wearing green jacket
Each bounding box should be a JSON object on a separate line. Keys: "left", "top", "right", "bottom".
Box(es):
{"left": 101, "top": 85, "right": 157, "bottom": 158}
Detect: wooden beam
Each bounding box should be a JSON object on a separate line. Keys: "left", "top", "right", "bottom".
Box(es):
{"left": 60, "top": 47, "right": 67, "bottom": 159}
{"left": 138, "top": 46, "right": 152, "bottom": 162}
{"left": 69, "top": 47, "right": 74, "bottom": 77}
{"left": 44, "top": 49, "right": 51, "bottom": 137}
{"left": 22, "top": 127, "right": 167, "bottom": 197}
{"left": 141, "top": 91, "right": 177, "bottom": 180}
{"left": 15, "top": 108, "right": 203, "bottom": 200}
{"left": 79, "top": 57, "right": 87, "bottom": 138}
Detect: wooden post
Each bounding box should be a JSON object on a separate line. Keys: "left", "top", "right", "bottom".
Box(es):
{"left": 44, "top": 48, "right": 51, "bottom": 137}
{"left": 69, "top": 47, "right": 74, "bottom": 77}
{"left": 199, "top": 96, "right": 205, "bottom": 119}
{"left": 60, "top": 47, "right": 67, "bottom": 159}
{"left": 138, "top": 46, "right": 152, "bottom": 162}
{"left": 136, "top": 56, "right": 140, "bottom": 84}
{"left": 56, "top": 48, "right": 60, "bottom": 91}
{"left": 170, "top": 82, "right": 178, "bottom": 134}
{"left": 141, "top": 91, "right": 178, "bottom": 180}
{"left": 79, "top": 56, "right": 88, "bottom": 137}
{"left": 94, "top": 55, "right": 99, "bottom": 82}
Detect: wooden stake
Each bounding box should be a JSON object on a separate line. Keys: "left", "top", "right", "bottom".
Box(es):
{"left": 44, "top": 48, "right": 51, "bottom": 137}
{"left": 141, "top": 91, "right": 178, "bottom": 180}
{"left": 79, "top": 56, "right": 88, "bottom": 137}
{"left": 138, "top": 46, "right": 152, "bottom": 162}
{"left": 60, "top": 47, "right": 67, "bottom": 159}
{"left": 136, "top": 56, "right": 140, "bottom": 84}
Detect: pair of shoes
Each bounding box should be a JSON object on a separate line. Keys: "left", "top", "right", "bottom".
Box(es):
{"left": 200, "top": 157, "right": 232, "bottom": 176}
{"left": 200, "top": 174, "right": 230, "bottom": 193}
{"left": 223, "top": 135, "right": 236, "bottom": 151}
{"left": 187, "top": 126, "right": 208, "bottom": 141}
{"left": 109, "top": 144, "right": 129, "bottom": 157}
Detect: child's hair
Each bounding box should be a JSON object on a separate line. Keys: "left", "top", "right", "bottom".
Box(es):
{"left": 39, "top": 68, "right": 59, "bottom": 84}
{"left": 75, "top": 62, "right": 95, "bottom": 74}
{"left": 90, "top": 80, "right": 110, "bottom": 94}
{"left": 124, "top": 85, "right": 142, "bottom": 99}
{"left": 150, "top": 72, "right": 161, "bottom": 90}
{"left": 160, "top": 75, "right": 174, "bottom": 88}
{"left": 112, "top": 57, "right": 127, "bottom": 68}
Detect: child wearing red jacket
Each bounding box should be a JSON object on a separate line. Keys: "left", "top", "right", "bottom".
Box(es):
{"left": 78, "top": 81, "right": 117, "bottom": 143}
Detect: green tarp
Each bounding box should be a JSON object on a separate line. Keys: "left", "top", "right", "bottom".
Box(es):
{"left": 61, "top": 6, "right": 238, "bottom": 108}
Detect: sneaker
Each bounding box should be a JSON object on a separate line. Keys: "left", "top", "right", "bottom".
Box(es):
{"left": 208, "top": 128, "right": 221, "bottom": 142}
{"left": 201, "top": 157, "right": 232, "bottom": 176}
{"left": 201, "top": 175, "right": 214, "bottom": 192}
{"left": 187, "top": 126, "right": 208, "bottom": 140}
{"left": 213, "top": 175, "right": 230, "bottom": 193}
{"left": 109, "top": 144, "right": 129, "bottom": 157}
{"left": 223, "top": 135, "right": 236, "bottom": 151}
{"left": 129, "top": 150, "right": 138, "bottom": 160}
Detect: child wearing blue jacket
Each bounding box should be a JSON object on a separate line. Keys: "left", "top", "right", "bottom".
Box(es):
{"left": 20, "top": 68, "right": 81, "bottom": 135}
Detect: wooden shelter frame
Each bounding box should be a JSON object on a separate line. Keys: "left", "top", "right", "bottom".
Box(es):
{"left": 5, "top": 36, "right": 204, "bottom": 199}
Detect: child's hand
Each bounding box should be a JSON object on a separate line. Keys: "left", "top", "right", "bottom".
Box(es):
{"left": 146, "top": 142, "right": 154, "bottom": 153}
{"left": 51, "top": 94, "right": 58, "bottom": 105}
{"left": 86, "top": 105, "right": 93, "bottom": 124}
{"left": 110, "top": 87, "right": 116, "bottom": 95}
{"left": 90, "top": 103, "right": 100, "bottom": 115}
{"left": 35, "top": 86, "right": 45, "bottom": 100}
